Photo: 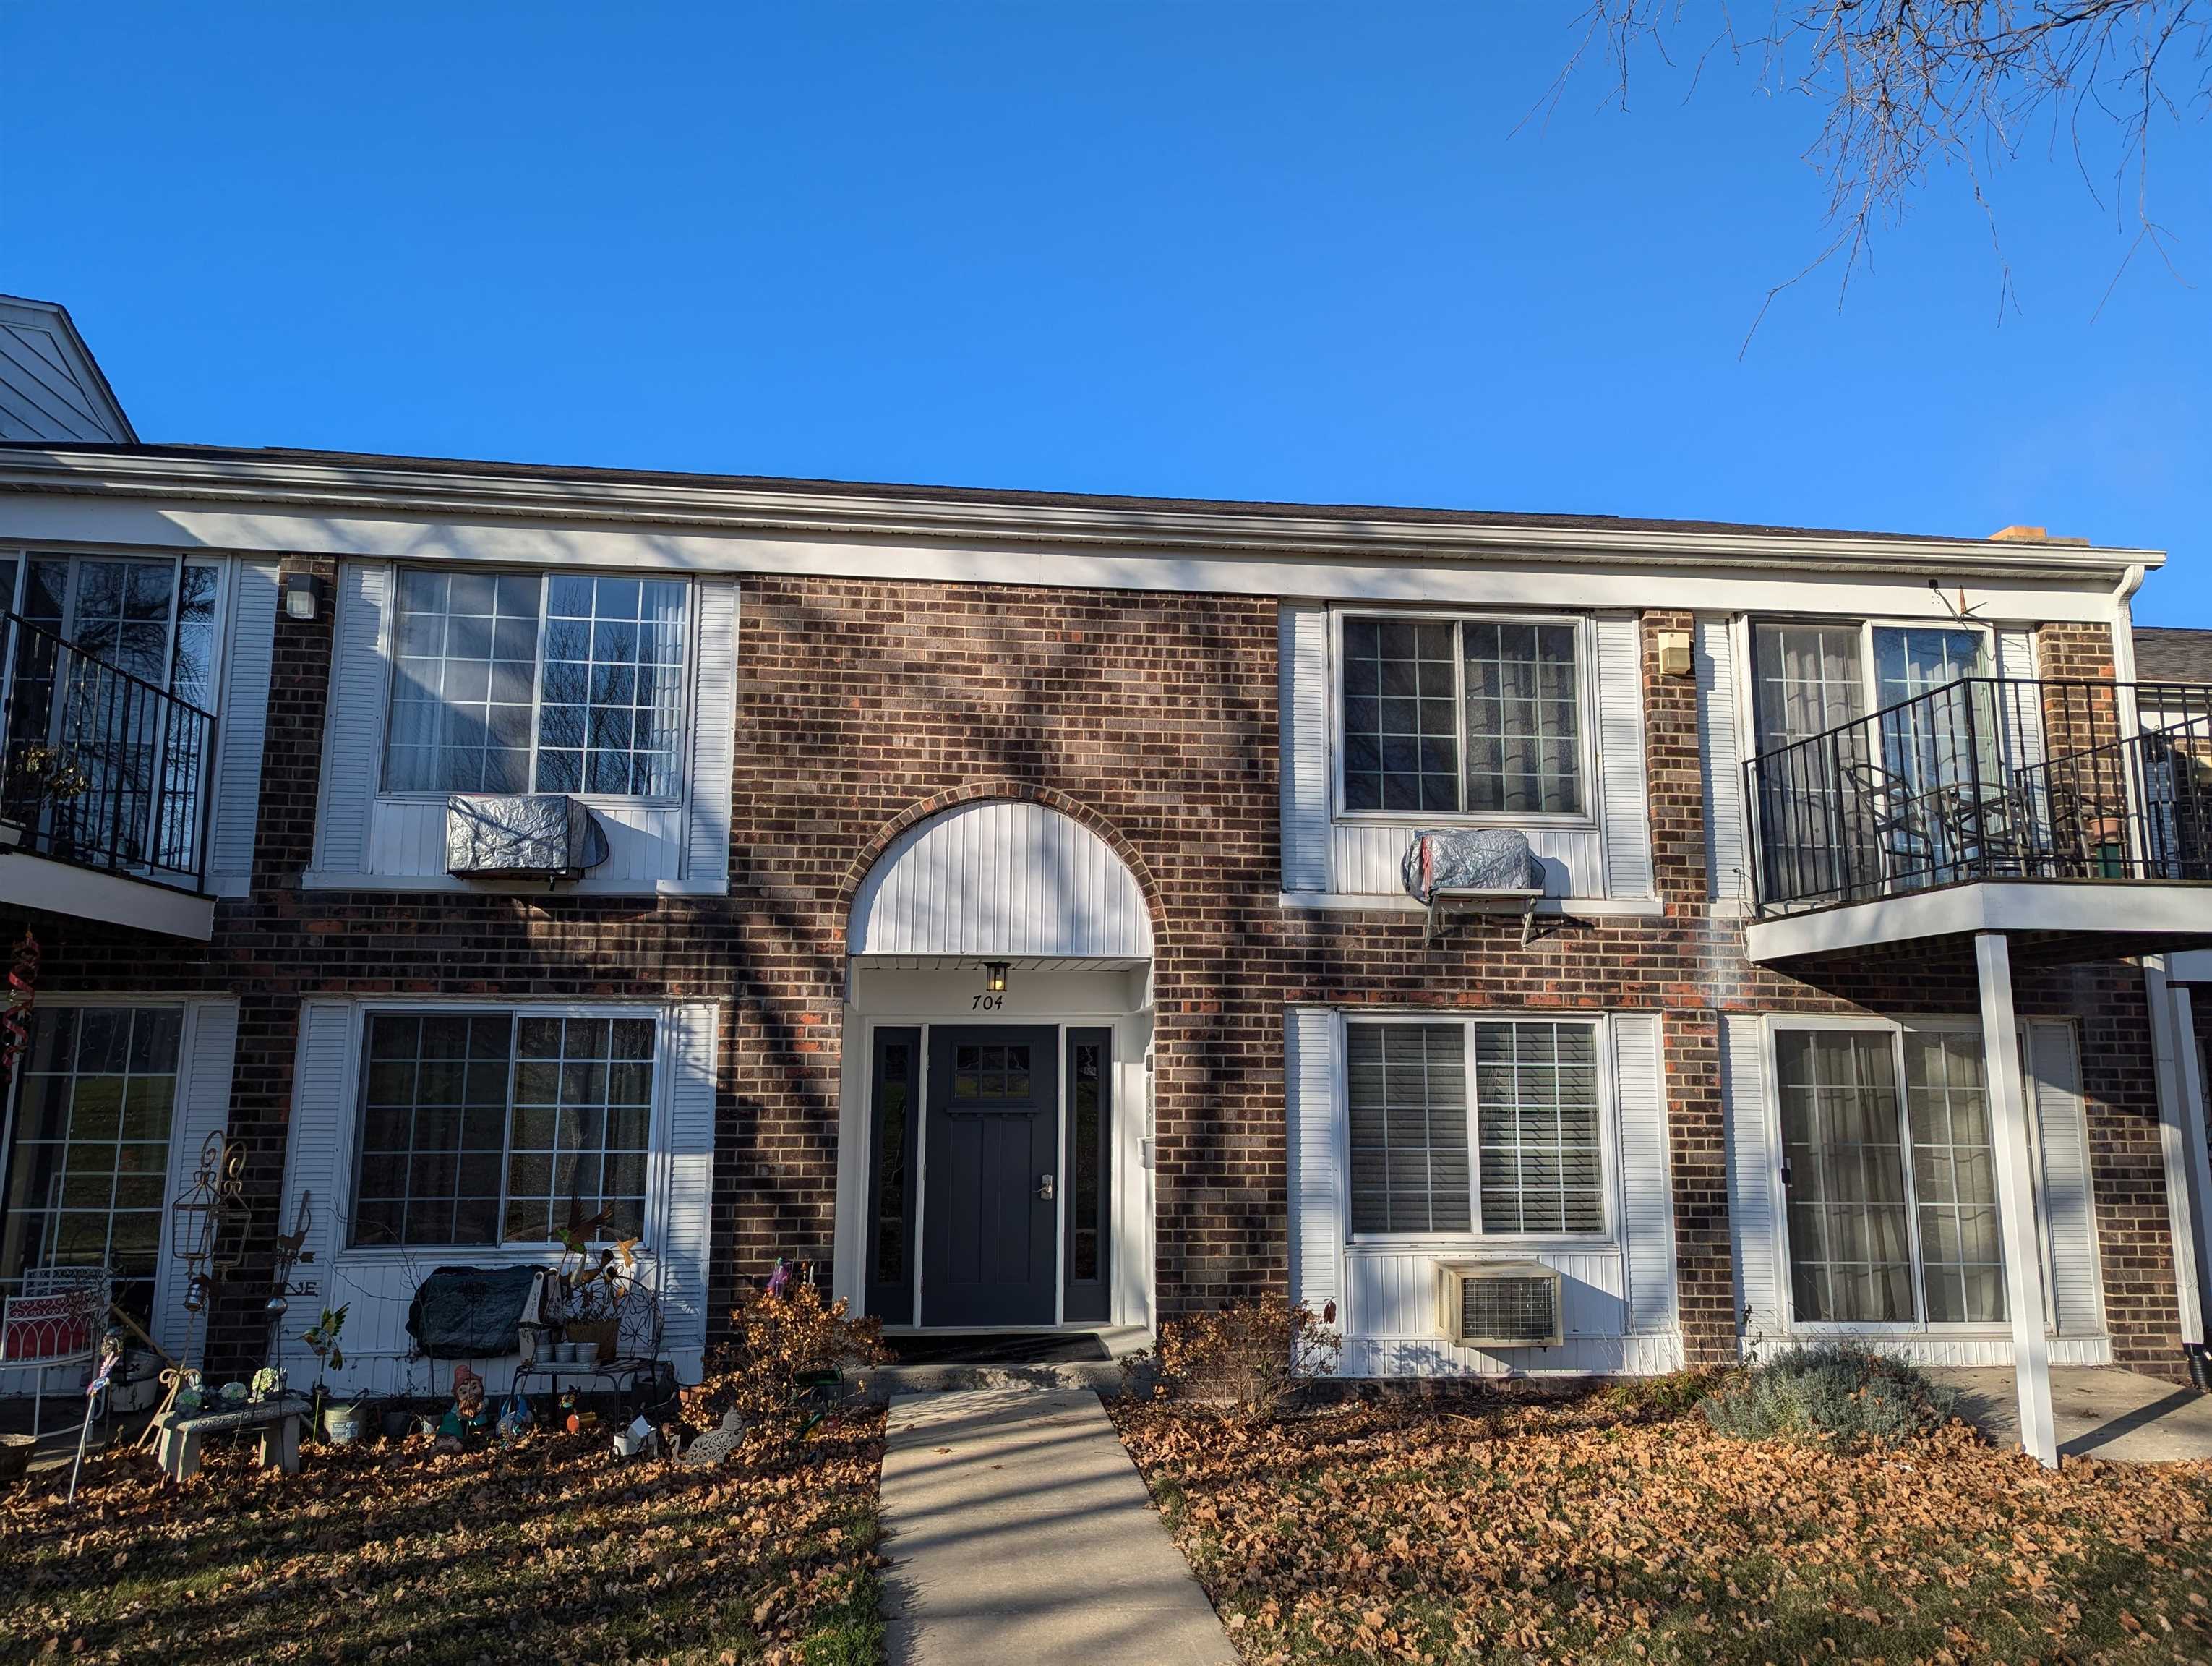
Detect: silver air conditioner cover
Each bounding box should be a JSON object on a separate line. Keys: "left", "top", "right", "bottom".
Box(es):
{"left": 1402, "top": 827, "right": 1546, "bottom": 903}
{"left": 445, "top": 794, "right": 611, "bottom": 879}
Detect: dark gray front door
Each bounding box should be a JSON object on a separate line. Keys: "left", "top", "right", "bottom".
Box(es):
{"left": 922, "top": 1026, "right": 1059, "bottom": 1327}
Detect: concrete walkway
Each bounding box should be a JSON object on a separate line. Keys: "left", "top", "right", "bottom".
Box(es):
{"left": 1931, "top": 1367, "right": 2212, "bottom": 1462}
{"left": 878, "top": 1387, "right": 1238, "bottom": 1665}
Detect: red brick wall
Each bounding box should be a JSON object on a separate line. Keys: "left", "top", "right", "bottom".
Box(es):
{"left": 0, "top": 581, "right": 2185, "bottom": 1379}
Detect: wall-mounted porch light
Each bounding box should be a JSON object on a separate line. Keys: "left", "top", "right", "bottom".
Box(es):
{"left": 984, "top": 961, "right": 1009, "bottom": 994}
{"left": 283, "top": 571, "right": 322, "bottom": 622}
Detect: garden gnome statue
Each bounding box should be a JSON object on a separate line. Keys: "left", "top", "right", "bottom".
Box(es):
{"left": 435, "top": 1364, "right": 492, "bottom": 1451}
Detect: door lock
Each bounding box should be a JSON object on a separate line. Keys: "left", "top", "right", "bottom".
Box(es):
{"left": 1038, "top": 1174, "right": 1056, "bottom": 1200}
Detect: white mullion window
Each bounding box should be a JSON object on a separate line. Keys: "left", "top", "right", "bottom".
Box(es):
{"left": 382, "top": 568, "right": 688, "bottom": 801}
{"left": 348, "top": 1007, "right": 658, "bottom": 1250}
{"left": 1345, "top": 1014, "right": 1606, "bottom": 1242}
{"left": 1337, "top": 612, "right": 1587, "bottom": 822}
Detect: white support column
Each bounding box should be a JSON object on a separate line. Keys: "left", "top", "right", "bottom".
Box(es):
{"left": 1976, "top": 932, "right": 2058, "bottom": 1469}
{"left": 2145, "top": 961, "right": 2208, "bottom": 1347}
{"left": 2169, "top": 983, "right": 2212, "bottom": 1349}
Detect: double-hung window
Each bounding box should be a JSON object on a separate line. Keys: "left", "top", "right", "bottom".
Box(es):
{"left": 1773, "top": 1022, "right": 2006, "bottom": 1328}
{"left": 384, "top": 571, "right": 687, "bottom": 798}
{"left": 349, "top": 1009, "right": 656, "bottom": 1248}
{"left": 1346, "top": 1017, "right": 1604, "bottom": 1236}
{"left": 1339, "top": 615, "right": 1585, "bottom": 817}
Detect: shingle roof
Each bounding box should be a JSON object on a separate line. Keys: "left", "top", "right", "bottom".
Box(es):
{"left": 0, "top": 440, "right": 2018, "bottom": 546}
{"left": 2132, "top": 628, "right": 2212, "bottom": 683}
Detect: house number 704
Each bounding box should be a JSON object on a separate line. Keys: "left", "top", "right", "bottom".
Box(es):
{"left": 972, "top": 994, "right": 1004, "bottom": 1011}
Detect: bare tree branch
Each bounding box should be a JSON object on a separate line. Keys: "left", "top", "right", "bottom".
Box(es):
{"left": 1570, "top": 1, "right": 2211, "bottom": 318}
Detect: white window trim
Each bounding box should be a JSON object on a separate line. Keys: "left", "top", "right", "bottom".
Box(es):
{"left": 1329, "top": 608, "right": 1600, "bottom": 830}
{"left": 329, "top": 999, "right": 681, "bottom": 1265}
{"left": 1338, "top": 1009, "right": 1620, "bottom": 1250}
{"left": 1760, "top": 1011, "right": 2036, "bottom": 1336}
{"left": 373, "top": 563, "right": 698, "bottom": 811}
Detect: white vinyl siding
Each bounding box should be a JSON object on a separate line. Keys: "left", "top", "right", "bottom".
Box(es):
{"left": 1611, "top": 1012, "right": 1676, "bottom": 1335}
{"left": 1286, "top": 1005, "right": 1342, "bottom": 1313}
{"left": 1279, "top": 604, "right": 1332, "bottom": 892}
{"left": 1695, "top": 616, "right": 1749, "bottom": 905}
{"left": 309, "top": 559, "right": 730, "bottom": 894}
{"left": 208, "top": 560, "right": 277, "bottom": 894}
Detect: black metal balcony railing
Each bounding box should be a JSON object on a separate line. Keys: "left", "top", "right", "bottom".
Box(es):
{"left": 1746, "top": 677, "right": 2212, "bottom": 913}
{"left": 0, "top": 612, "right": 215, "bottom": 889}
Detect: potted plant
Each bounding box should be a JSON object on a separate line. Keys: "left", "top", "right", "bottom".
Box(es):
{"left": 0, "top": 745, "right": 88, "bottom": 848}
{"left": 302, "top": 1304, "right": 354, "bottom": 1442}
{"left": 549, "top": 1202, "right": 646, "bottom": 1361}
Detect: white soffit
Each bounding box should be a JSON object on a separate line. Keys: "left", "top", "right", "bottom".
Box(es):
{"left": 848, "top": 800, "right": 1154, "bottom": 960}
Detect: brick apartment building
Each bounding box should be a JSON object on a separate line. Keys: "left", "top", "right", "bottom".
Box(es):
{"left": 2, "top": 293, "right": 2209, "bottom": 1466}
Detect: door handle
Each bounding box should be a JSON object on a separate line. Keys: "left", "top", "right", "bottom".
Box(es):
{"left": 1038, "top": 1174, "right": 1055, "bottom": 1200}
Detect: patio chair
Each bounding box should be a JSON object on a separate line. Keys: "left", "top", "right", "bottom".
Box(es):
{"left": 0, "top": 1267, "right": 109, "bottom": 1438}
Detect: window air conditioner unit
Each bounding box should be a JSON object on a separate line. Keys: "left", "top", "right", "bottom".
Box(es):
{"left": 445, "top": 795, "right": 610, "bottom": 881}
{"left": 1436, "top": 1260, "right": 1564, "bottom": 1349}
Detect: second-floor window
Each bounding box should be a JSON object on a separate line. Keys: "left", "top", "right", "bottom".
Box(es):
{"left": 384, "top": 571, "right": 687, "bottom": 798}
{"left": 1339, "top": 615, "right": 1583, "bottom": 816}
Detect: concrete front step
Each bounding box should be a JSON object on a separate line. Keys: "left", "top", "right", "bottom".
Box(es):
{"left": 846, "top": 1359, "right": 1130, "bottom": 1400}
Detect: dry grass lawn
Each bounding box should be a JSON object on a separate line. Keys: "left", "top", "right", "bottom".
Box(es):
{"left": 1114, "top": 1387, "right": 2212, "bottom": 1665}
{"left": 0, "top": 1408, "right": 886, "bottom": 1666}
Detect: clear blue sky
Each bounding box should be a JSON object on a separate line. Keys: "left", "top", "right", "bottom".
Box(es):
{"left": 5, "top": 4, "right": 2206, "bottom": 620}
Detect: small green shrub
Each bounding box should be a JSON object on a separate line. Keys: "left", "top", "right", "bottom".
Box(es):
{"left": 1601, "top": 1367, "right": 1732, "bottom": 1422}
{"left": 1697, "top": 1342, "right": 1956, "bottom": 1448}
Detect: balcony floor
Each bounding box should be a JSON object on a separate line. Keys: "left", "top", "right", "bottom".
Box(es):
{"left": 1745, "top": 879, "right": 2212, "bottom": 968}
{"left": 0, "top": 849, "right": 214, "bottom": 939}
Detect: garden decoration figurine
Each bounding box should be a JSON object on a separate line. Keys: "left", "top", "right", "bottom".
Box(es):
{"left": 171, "top": 1132, "right": 249, "bottom": 1331}
{"left": 301, "top": 1304, "right": 348, "bottom": 1434}
{"left": 495, "top": 1391, "right": 533, "bottom": 1445}
{"left": 559, "top": 1386, "right": 598, "bottom": 1436}
{"left": 766, "top": 1257, "right": 792, "bottom": 1299}
{"left": 249, "top": 1366, "right": 284, "bottom": 1404}
{"left": 65, "top": 1328, "right": 125, "bottom": 1504}
{"left": 173, "top": 1368, "right": 206, "bottom": 1415}
{"left": 434, "top": 1365, "right": 493, "bottom": 1451}
{"left": 264, "top": 1193, "right": 316, "bottom": 1323}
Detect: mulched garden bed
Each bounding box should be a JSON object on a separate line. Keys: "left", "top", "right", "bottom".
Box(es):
{"left": 1113, "top": 1385, "right": 2212, "bottom": 1665}
{"left": 0, "top": 1409, "right": 886, "bottom": 1666}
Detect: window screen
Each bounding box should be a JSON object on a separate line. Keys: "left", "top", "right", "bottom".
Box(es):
{"left": 1777, "top": 1030, "right": 1915, "bottom": 1323}
{"left": 1904, "top": 1030, "right": 2005, "bottom": 1324}
{"left": 535, "top": 576, "right": 687, "bottom": 796}
{"left": 385, "top": 571, "right": 544, "bottom": 793}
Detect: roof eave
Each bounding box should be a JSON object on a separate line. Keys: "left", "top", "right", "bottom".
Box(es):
{"left": 0, "top": 445, "right": 2164, "bottom": 581}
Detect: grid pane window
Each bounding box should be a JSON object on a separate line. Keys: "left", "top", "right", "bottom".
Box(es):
{"left": 385, "top": 571, "right": 544, "bottom": 793}
{"left": 1904, "top": 1031, "right": 2006, "bottom": 1323}
{"left": 1340, "top": 616, "right": 1585, "bottom": 816}
{"left": 1462, "top": 623, "right": 1581, "bottom": 814}
{"left": 0, "top": 1006, "right": 184, "bottom": 1324}
{"left": 351, "top": 1012, "right": 656, "bottom": 1247}
{"left": 504, "top": 1015, "right": 654, "bottom": 1242}
{"left": 1474, "top": 1022, "right": 1601, "bottom": 1231}
{"left": 1342, "top": 618, "right": 1460, "bottom": 813}
{"left": 535, "top": 576, "right": 687, "bottom": 796}
{"left": 1347, "top": 1024, "right": 1470, "bottom": 1233}
{"left": 1777, "top": 1030, "right": 1916, "bottom": 1323}
{"left": 353, "top": 1014, "right": 512, "bottom": 1246}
